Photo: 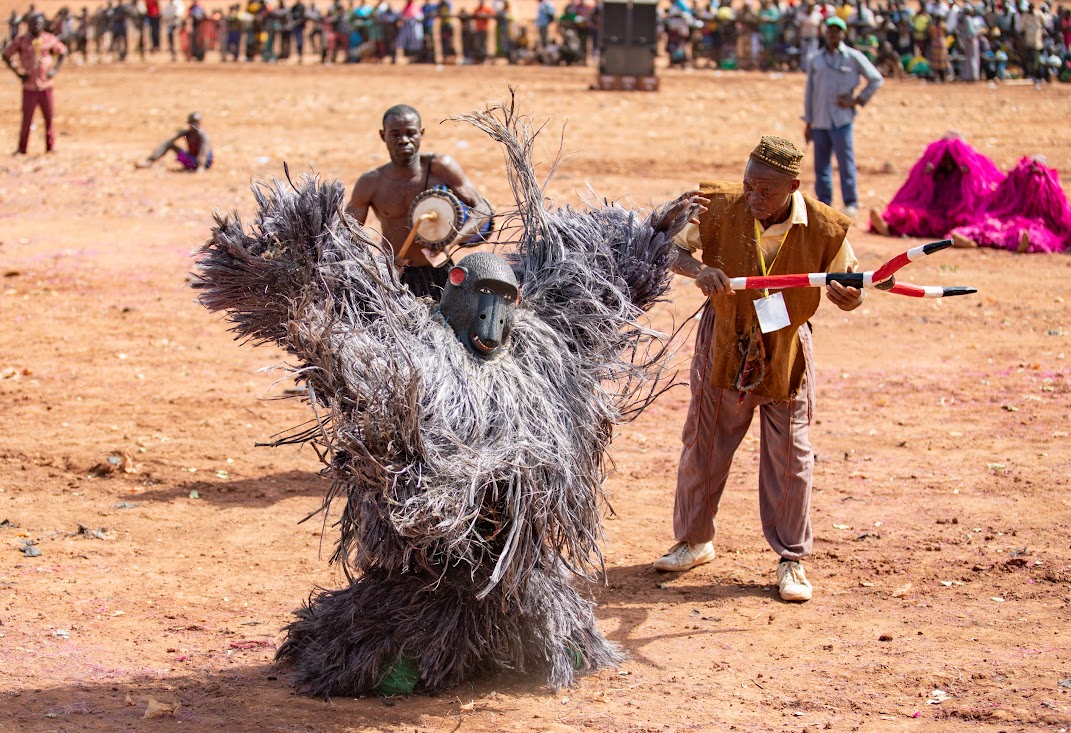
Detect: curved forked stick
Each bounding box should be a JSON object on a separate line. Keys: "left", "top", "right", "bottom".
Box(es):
{"left": 726, "top": 239, "right": 976, "bottom": 298}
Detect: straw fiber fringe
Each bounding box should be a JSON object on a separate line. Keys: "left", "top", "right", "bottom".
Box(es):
{"left": 877, "top": 137, "right": 1004, "bottom": 238}
{"left": 282, "top": 564, "right": 622, "bottom": 698}
{"left": 953, "top": 156, "right": 1071, "bottom": 254}
{"left": 194, "top": 96, "right": 689, "bottom": 696}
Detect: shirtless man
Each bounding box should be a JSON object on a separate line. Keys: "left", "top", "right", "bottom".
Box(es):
{"left": 346, "top": 104, "right": 491, "bottom": 299}
{"left": 137, "top": 111, "right": 213, "bottom": 172}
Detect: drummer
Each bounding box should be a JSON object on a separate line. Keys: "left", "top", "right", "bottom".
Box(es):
{"left": 346, "top": 104, "right": 492, "bottom": 299}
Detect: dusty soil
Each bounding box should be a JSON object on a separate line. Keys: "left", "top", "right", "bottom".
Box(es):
{"left": 2, "top": 61, "right": 1071, "bottom": 733}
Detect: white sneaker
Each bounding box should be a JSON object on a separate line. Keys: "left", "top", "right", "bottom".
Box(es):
{"left": 777, "top": 560, "right": 813, "bottom": 602}
{"left": 652, "top": 541, "right": 715, "bottom": 572}
{"left": 843, "top": 204, "right": 859, "bottom": 218}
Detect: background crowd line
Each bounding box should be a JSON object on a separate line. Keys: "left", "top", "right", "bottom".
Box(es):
{"left": 6, "top": 0, "right": 1071, "bottom": 80}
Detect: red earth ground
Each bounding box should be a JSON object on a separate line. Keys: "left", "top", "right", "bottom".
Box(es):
{"left": 1, "top": 60, "right": 1070, "bottom": 733}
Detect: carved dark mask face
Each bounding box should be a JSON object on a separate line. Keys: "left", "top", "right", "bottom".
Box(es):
{"left": 438, "top": 252, "right": 519, "bottom": 360}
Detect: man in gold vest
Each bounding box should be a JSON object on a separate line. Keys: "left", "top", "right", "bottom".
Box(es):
{"left": 653, "top": 136, "right": 864, "bottom": 603}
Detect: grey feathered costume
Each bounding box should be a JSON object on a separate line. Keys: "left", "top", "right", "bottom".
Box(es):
{"left": 194, "top": 99, "right": 695, "bottom": 697}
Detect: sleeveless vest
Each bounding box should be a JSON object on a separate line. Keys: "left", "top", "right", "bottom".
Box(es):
{"left": 696, "top": 181, "right": 850, "bottom": 401}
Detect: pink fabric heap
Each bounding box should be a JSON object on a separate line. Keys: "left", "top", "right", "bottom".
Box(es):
{"left": 953, "top": 157, "right": 1071, "bottom": 254}
{"left": 876, "top": 137, "right": 1005, "bottom": 237}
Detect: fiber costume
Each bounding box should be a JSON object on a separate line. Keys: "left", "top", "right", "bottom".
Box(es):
{"left": 194, "top": 100, "right": 695, "bottom": 696}
{"left": 951, "top": 156, "right": 1071, "bottom": 254}
{"left": 873, "top": 136, "right": 1004, "bottom": 238}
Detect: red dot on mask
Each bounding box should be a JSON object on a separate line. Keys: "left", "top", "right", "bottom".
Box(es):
{"left": 449, "top": 267, "right": 467, "bottom": 286}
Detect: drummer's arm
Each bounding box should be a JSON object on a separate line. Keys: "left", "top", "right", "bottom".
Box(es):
{"left": 346, "top": 172, "right": 375, "bottom": 224}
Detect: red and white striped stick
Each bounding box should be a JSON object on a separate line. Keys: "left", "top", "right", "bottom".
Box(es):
{"left": 724, "top": 239, "right": 975, "bottom": 298}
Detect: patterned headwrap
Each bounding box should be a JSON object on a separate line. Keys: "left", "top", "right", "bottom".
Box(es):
{"left": 749, "top": 135, "right": 804, "bottom": 178}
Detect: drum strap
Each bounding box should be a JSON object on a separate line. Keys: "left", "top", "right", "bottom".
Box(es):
{"left": 423, "top": 153, "right": 435, "bottom": 190}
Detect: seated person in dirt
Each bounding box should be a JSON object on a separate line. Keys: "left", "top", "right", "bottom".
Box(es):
{"left": 137, "top": 112, "right": 213, "bottom": 172}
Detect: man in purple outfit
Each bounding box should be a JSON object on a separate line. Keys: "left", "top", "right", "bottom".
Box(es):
{"left": 137, "top": 112, "right": 214, "bottom": 172}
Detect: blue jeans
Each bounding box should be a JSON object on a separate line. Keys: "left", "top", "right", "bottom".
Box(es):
{"left": 812, "top": 123, "right": 857, "bottom": 209}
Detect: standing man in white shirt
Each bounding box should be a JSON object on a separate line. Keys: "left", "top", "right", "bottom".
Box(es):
{"left": 802, "top": 16, "right": 882, "bottom": 218}
{"left": 797, "top": 2, "right": 821, "bottom": 70}
{"left": 163, "top": 0, "right": 185, "bottom": 60}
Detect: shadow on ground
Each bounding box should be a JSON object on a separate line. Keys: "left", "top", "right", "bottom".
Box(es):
{"left": 0, "top": 661, "right": 563, "bottom": 732}
{"left": 129, "top": 469, "right": 327, "bottom": 508}
{"left": 593, "top": 563, "right": 774, "bottom": 671}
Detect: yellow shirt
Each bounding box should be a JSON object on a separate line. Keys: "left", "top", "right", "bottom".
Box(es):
{"left": 674, "top": 190, "right": 858, "bottom": 273}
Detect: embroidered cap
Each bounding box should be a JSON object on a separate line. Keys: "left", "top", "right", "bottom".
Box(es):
{"left": 749, "top": 135, "right": 804, "bottom": 178}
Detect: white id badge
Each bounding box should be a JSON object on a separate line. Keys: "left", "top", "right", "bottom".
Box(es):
{"left": 754, "top": 292, "right": 791, "bottom": 333}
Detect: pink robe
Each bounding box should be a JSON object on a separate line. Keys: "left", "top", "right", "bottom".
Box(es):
{"left": 875, "top": 137, "right": 1004, "bottom": 238}
{"left": 953, "top": 157, "right": 1071, "bottom": 254}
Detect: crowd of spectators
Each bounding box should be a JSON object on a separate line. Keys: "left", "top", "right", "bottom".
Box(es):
{"left": 2, "top": 0, "right": 598, "bottom": 64}
{"left": 669, "top": 0, "right": 1071, "bottom": 81}
{"left": 6, "top": 0, "right": 1071, "bottom": 80}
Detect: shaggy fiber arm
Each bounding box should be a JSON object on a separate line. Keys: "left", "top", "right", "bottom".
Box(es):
{"left": 193, "top": 174, "right": 435, "bottom": 458}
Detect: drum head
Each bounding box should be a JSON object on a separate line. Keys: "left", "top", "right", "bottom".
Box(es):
{"left": 408, "top": 188, "right": 466, "bottom": 248}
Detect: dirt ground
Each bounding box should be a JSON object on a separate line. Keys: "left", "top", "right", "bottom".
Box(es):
{"left": 2, "top": 60, "right": 1071, "bottom": 733}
